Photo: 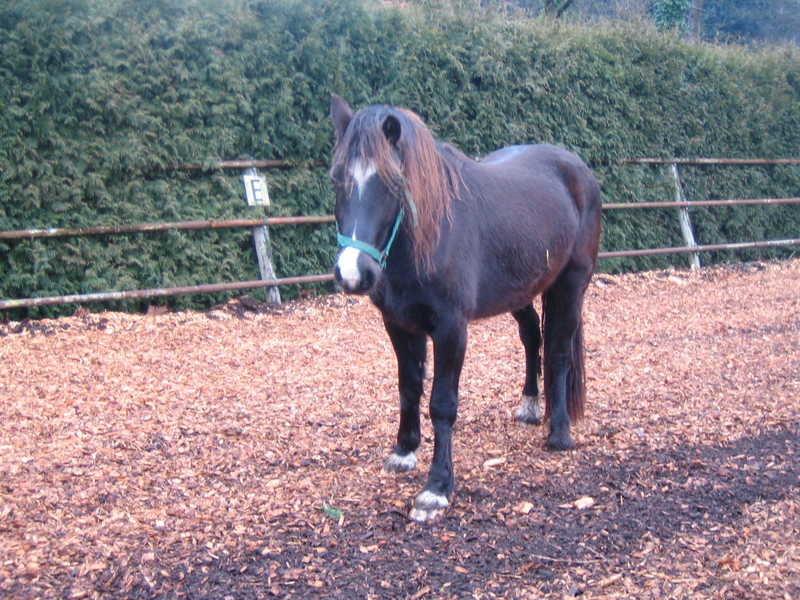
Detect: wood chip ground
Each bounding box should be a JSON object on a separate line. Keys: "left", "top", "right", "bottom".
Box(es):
{"left": 1, "top": 260, "right": 798, "bottom": 599}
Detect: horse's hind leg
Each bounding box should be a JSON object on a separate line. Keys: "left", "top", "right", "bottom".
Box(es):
{"left": 512, "top": 305, "right": 543, "bottom": 425}
{"left": 383, "top": 320, "right": 427, "bottom": 472}
{"left": 542, "top": 261, "right": 592, "bottom": 450}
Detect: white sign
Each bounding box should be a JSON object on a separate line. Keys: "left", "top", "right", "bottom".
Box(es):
{"left": 243, "top": 174, "right": 270, "bottom": 206}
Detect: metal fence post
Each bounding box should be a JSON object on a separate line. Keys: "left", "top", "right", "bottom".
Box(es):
{"left": 670, "top": 163, "right": 701, "bottom": 270}
{"left": 241, "top": 166, "right": 281, "bottom": 303}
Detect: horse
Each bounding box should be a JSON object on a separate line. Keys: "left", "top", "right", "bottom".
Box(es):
{"left": 329, "top": 95, "right": 602, "bottom": 522}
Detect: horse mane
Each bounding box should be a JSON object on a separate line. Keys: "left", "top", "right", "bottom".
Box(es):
{"left": 331, "top": 105, "right": 462, "bottom": 274}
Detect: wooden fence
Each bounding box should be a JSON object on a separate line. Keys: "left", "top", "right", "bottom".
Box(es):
{"left": 1, "top": 158, "right": 799, "bottom": 310}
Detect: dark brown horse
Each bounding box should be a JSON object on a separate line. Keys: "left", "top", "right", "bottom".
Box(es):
{"left": 330, "top": 95, "right": 601, "bottom": 522}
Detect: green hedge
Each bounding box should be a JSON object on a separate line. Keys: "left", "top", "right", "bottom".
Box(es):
{"left": 1, "top": 0, "right": 799, "bottom": 317}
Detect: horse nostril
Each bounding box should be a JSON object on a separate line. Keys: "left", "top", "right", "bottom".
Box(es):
{"left": 334, "top": 265, "right": 343, "bottom": 284}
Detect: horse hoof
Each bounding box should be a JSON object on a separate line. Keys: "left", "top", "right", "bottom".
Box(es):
{"left": 546, "top": 432, "right": 575, "bottom": 451}
{"left": 515, "top": 394, "right": 543, "bottom": 425}
{"left": 384, "top": 451, "right": 417, "bottom": 473}
{"left": 409, "top": 490, "right": 449, "bottom": 523}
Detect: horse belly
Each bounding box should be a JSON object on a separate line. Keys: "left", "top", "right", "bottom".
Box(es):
{"left": 472, "top": 223, "right": 576, "bottom": 318}
{"left": 472, "top": 262, "right": 562, "bottom": 318}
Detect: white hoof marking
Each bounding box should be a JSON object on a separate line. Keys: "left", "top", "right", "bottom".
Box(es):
{"left": 515, "top": 394, "right": 544, "bottom": 424}
{"left": 384, "top": 451, "right": 417, "bottom": 472}
{"left": 409, "top": 490, "right": 449, "bottom": 522}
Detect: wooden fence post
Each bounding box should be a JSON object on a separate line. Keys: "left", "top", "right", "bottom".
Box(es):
{"left": 241, "top": 166, "right": 281, "bottom": 303}
{"left": 670, "top": 163, "right": 701, "bottom": 270}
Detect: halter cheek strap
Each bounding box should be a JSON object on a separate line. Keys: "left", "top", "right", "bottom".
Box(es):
{"left": 337, "top": 207, "right": 405, "bottom": 270}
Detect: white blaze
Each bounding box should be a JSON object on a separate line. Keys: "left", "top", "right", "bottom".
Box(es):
{"left": 352, "top": 159, "right": 376, "bottom": 195}
{"left": 337, "top": 243, "right": 361, "bottom": 289}
{"left": 335, "top": 160, "right": 377, "bottom": 290}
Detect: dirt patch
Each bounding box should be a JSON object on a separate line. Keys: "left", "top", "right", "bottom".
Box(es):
{"left": 1, "top": 260, "right": 798, "bottom": 599}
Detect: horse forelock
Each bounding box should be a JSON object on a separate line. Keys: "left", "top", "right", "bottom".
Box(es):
{"left": 331, "top": 108, "right": 401, "bottom": 199}
{"left": 331, "top": 105, "right": 460, "bottom": 274}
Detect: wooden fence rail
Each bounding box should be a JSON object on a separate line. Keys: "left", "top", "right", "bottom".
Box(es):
{"left": 3, "top": 199, "right": 798, "bottom": 241}
{"left": 0, "top": 275, "right": 335, "bottom": 310}
{"left": 622, "top": 158, "right": 800, "bottom": 166}
{"left": 599, "top": 238, "right": 800, "bottom": 259}
{"left": 0, "top": 216, "right": 336, "bottom": 241}
{"left": 1, "top": 158, "right": 798, "bottom": 311}
{"left": 602, "top": 197, "right": 800, "bottom": 210}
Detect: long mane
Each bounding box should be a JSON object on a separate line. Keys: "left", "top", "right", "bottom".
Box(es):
{"left": 331, "top": 105, "right": 462, "bottom": 274}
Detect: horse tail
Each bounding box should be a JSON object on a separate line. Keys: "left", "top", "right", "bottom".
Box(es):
{"left": 566, "top": 318, "right": 587, "bottom": 422}
{"left": 541, "top": 290, "right": 587, "bottom": 423}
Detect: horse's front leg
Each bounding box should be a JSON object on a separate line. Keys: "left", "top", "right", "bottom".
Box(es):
{"left": 383, "top": 320, "right": 427, "bottom": 473}
{"left": 409, "top": 317, "right": 467, "bottom": 523}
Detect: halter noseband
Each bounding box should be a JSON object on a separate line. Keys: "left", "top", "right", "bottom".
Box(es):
{"left": 336, "top": 207, "right": 404, "bottom": 270}
{"left": 336, "top": 193, "right": 417, "bottom": 270}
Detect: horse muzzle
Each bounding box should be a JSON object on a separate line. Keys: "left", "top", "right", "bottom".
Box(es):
{"left": 334, "top": 247, "right": 381, "bottom": 295}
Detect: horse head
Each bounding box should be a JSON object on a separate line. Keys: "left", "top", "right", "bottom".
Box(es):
{"left": 330, "top": 96, "right": 408, "bottom": 294}
{"left": 329, "top": 95, "right": 457, "bottom": 294}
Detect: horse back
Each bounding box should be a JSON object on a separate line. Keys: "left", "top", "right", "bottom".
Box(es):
{"left": 479, "top": 144, "right": 599, "bottom": 213}
{"left": 449, "top": 144, "right": 600, "bottom": 317}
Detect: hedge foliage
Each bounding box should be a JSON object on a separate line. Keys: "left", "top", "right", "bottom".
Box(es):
{"left": 1, "top": 0, "right": 799, "bottom": 317}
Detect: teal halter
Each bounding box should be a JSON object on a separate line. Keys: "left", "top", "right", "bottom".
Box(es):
{"left": 336, "top": 193, "right": 417, "bottom": 270}
{"left": 337, "top": 207, "right": 405, "bottom": 270}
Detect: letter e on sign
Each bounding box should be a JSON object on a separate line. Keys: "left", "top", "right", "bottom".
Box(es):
{"left": 243, "top": 174, "right": 270, "bottom": 206}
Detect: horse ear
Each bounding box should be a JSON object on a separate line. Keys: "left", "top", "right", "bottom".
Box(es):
{"left": 382, "top": 114, "right": 401, "bottom": 146}
{"left": 330, "top": 94, "right": 353, "bottom": 142}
